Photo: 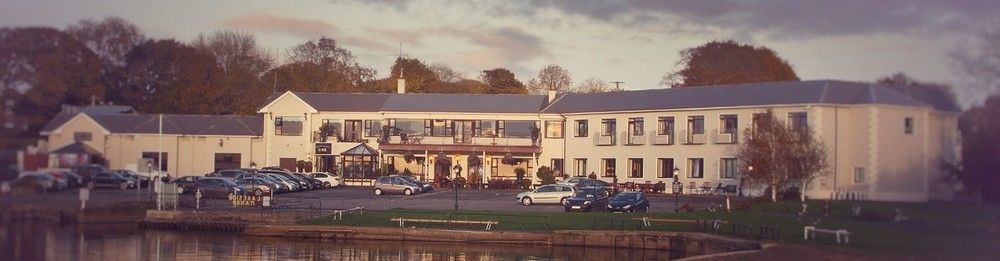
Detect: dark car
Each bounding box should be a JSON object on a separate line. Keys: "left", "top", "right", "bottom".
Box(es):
{"left": 113, "top": 170, "right": 150, "bottom": 188}
{"left": 72, "top": 164, "right": 107, "bottom": 179}
{"left": 192, "top": 177, "right": 243, "bottom": 198}
{"left": 256, "top": 174, "right": 290, "bottom": 193}
{"left": 172, "top": 176, "right": 201, "bottom": 194}
{"left": 235, "top": 177, "right": 273, "bottom": 196}
{"left": 576, "top": 179, "right": 619, "bottom": 195}
{"left": 564, "top": 188, "right": 610, "bottom": 212}
{"left": 213, "top": 169, "right": 250, "bottom": 180}
{"left": 293, "top": 173, "right": 324, "bottom": 189}
{"left": 606, "top": 191, "right": 650, "bottom": 213}
{"left": 393, "top": 175, "right": 432, "bottom": 192}
{"left": 88, "top": 171, "right": 134, "bottom": 190}
{"left": 266, "top": 171, "right": 312, "bottom": 190}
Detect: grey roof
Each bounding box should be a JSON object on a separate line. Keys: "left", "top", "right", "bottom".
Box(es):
{"left": 341, "top": 143, "right": 378, "bottom": 156}
{"left": 293, "top": 92, "right": 391, "bottom": 112}
{"left": 40, "top": 113, "right": 78, "bottom": 134}
{"left": 542, "top": 80, "right": 934, "bottom": 113}
{"left": 40, "top": 105, "right": 136, "bottom": 134}
{"left": 43, "top": 113, "right": 263, "bottom": 136}
{"left": 81, "top": 105, "right": 134, "bottom": 115}
{"left": 381, "top": 93, "right": 548, "bottom": 113}
{"left": 51, "top": 142, "right": 101, "bottom": 155}
{"left": 882, "top": 84, "right": 961, "bottom": 112}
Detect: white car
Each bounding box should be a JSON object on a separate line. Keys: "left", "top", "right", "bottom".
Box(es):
{"left": 310, "top": 172, "right": 342, "bottom": 188}
{"left": 516, "top": 184, "right": 576, "bottom": 206}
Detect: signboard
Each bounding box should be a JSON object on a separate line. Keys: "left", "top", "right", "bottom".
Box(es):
{"left": 315, "top": 143, "right": 332, "bottom": 155}
{"left": 229, "top": 194, "right": 266, "bottom": 207}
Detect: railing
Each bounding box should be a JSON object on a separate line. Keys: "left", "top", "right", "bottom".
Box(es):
{"left": 713, "top": 129, "right": 737, "bottom": 144}
{"left": 682, "top": 130, "right": 706, "bottom": 144}
{"left": 650, "top": 130, "right": 673, "bottom": 145}
{"left": 595, "top": 132, "right": 616, "bottom": 146}
{"left": 384, "top": 135, "right": 535, "bottom": 147}
{"left": 624, "top": 131, "right": 645, "bottom": 145}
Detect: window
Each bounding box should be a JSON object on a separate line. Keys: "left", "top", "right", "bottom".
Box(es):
{"left": 320, "top": 119, "right": 341, "bottom": 139}
{"left": 427, "top": 119, "right": 451, "bottom": 136}
{"left": 394, "top": 119, "right": 423, "bottom": 135}
{"left": 505, "top": 121, "right": 536, "bottom": 138}
{"left": 904, "top": 117, "right": 914, "bottom": 135}
{"left": 214, "top": 153, "right": 241, "bottom": 172}
{"left": 537, "top": 186, "right": 556, "bottom": 192}
{"left": 751, "top": 113, "right": 769, "bottom": 132}
{"left": 574, "top": 158, "right": 587, "bottom": 177}
{"left": 344, "top": 120, "right": 363, "bottom": 142}
{"left": 720, "top": 115, "right": 738, "bottom": 134}
{"left": 720, "top": 158, "right": 737, "bottom": 179}
{"left": 687, "top": 158, "right": 703, "bottom": 178}
{"left": 142, "top": 152, "right": 169, "bottom": 171}
{"left": 551, "top": 158, "right": 564, "bottom": 176}
{"left": 478, "top": 120, "right": 497, "bottom": 137}
{"left": 789, "top": 112, "right": 808, "bottom": 131}
{"left": 545, "top": 121, "right": 564, "bottom": 138}
{"left": 687, "top": 116, "right": 705, "bottom": 134}
{"left": 657, "top": 117, "right": 674, "bottom": 135}
{"left": 628, "top": 118, "right": 644, "bottom": 136}
{"left": 854, "top": 167, "right": 866, "bottom": 183}
{"left": 628, "top": 158, "right": 643, "bottom": 178}
{"left": 602, "top": 158, "right": 616, "bottom": 178}
{"left": 73, "top": 132, "right": 92, "bottom": 141}
{"left": 275, "top": 116, "right": 303, "bottom": 136}
{"left": 657, "top": 158, "right": 675, "bottom": 178}
{"left": 601, "top": 119, "right": 616, "bottom": 136}
{"left": 575, "top": 120, "right": 588, "bottom": 137}
{"left": 364, "top": 120, "right": 383, "bottom": 137}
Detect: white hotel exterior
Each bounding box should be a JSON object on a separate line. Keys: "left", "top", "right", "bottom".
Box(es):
{"left": 36, "top": 80, "right": 961, "bottom": 202}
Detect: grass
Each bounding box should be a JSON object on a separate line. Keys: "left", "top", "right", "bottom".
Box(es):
{"left": 299, "top": 200, "right": 1000, "bottom": 258}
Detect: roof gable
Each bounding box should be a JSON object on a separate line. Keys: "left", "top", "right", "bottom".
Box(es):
{"left": 256, "top": 91, "right": 318, "bottom": 113}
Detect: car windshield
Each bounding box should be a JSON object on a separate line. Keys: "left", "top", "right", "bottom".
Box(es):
{"left": 613, "top": 193, "right": 639, "bottom": 201}
{"left": 573, "top": 189, "right": 601, "bottom": 198}
{"left": 217, "top": 179, "right": 237, "bottom": 186}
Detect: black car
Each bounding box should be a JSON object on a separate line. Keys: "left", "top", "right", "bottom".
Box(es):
{"left": 172, "top": 176, "right": 201, "bottom": 194}
{"left": 87, "top": 171, "right": 134, "bottom": 190}
{"left": 213, "top": 169, "right": 251, "bottom": 180}
{"left": 293, "top": 173, "right": 324, "bottom": 189}
{"left": 564, "top": 188, "right": 610, "bottom": 212}
{"left": 72, "top": 164, "right": 108, "bottom": 179}
{"left": 392, "top": 175, "right": 432, "bottom": 192}
{"left": 576, "top": 179, "right": 619, "bottom": 195}
{"left": 192, "top": 177, "right": 243, "bottom": 198}
{"left": 606, "top": 191, "right": 650, "bottom": 213}
{"left": 256, "top": 174, "right": 290, "bottom": 193}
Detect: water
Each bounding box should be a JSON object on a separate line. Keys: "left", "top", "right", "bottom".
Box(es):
{"left": 0, "top": 220, "right": 686, "bottom": 260}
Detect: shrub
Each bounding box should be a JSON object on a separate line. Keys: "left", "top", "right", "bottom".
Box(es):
{"left": 536, "top": 166, "right": 556, "bottom": 185}
{"left": 587, "top": 172, "right": 597, "bottom": 179}
{"left": 402, "top": 168, "right": 413, "bottom": 176}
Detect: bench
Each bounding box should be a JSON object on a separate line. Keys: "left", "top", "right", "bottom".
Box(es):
{"left": 804, "top": 226, "right": 851, "bottom": 244}
{"left": 390, "top": 217, "right": 499, "bottom": 231}
{"left": 332, "top": 207, "right": 365, "bottom": 220}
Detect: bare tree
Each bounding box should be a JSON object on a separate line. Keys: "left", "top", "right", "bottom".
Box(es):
{"left": 429, "top": 63, "right": 463, "bottom": 83}
{"left": 527, "top": 64, "right": 572, "bottom": 94}
{"left": 285, "top": 37, "right": 376, "bottom": 87}
{"left": 953, "top": 25, "right": 1000, "bottom": 107}
{"left": 65, "top": 17, "right": 146, "bottom": 67}
{"left": 573, "top": 77, "right": 621, "bottom": 93}
{"left": 737, "top": 110, "right": 828, "bottom": 202}
{"left": 192, "top": 30, "right": 273, "bottom": 75}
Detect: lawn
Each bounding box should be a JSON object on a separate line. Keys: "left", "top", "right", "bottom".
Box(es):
{"left": 299, "top": 200, "right": 1000, "bottom": 258}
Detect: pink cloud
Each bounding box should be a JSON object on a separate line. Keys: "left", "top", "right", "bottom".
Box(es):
{"left": 222, "top": 12, "right": 339, "bottom": 39}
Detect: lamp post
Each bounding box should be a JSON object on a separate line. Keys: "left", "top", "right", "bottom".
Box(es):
{"left": 453, "top": 165, "right": 462, "bottom": 210}
{"left": 672, "top": 168, "right": 681, "bottom": 212}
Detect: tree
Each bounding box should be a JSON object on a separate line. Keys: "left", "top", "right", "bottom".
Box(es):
{"left": 536, "top": 166, "right": 556, "bottom": 185}
{"left": 287, "top": 37, "right": 375, "bottom": 88}
{"left": 953, "top": 25, "right": 1000, "bottom": 106}
{"left": 946, "top": 95, "right": 1000, "bottom": 202}
{"left": 429, "top": 63, "right": 463, "bottom": 83}
{"left": 877, "top": 73, "right": 959, "bottom": 110}
{"left": 65, "top": 17, "right": 146, "bottom": 67}
{"left": 192, "top": 30, "right": 273, "bottom": 114}
{"left": 385, "top": 57, "right": 438, "bottom": 93}
{"left": 480, "top": 68, "right": 527, "bottom": 94}
{"left": 264, "top": 37, "right": 377, "bottom": 93}
{"left": 662, "top": 40, "right": 799, "bottom": 87}
{"left": 120, "top": 39, "right": 225, "bottom": 114}
{"left": 0, "top": 27, "right": 104, "bottom": 138}
{"left": 573, "top": 77, "right": 621, "bottom": 93}
{"left": 527, "top": 64, "right": 571, "bottom": 94}
{"left": 737, "top": 110, "right": 828, "bottom": 202}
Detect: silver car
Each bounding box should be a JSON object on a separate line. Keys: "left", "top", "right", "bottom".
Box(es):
{"left": 373, "top": 176, "right": 422, "bottom": 196}
{"left": 557, "top": 177, "right": 588, "bottom": 186}
{"left": 516, "top": 184, "right": 576, "bottom": 206}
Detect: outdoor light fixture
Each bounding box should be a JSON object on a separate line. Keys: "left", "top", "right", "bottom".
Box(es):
{"left": 672, "top": 168, "right": 681, "bottom": 212}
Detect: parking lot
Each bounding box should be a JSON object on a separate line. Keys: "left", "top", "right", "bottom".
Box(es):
{"left": 2, "top": 185, "right": 726, "bottom": 213}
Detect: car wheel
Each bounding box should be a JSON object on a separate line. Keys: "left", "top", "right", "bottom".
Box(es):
{"left": 254, "top": 189, "right": 263, "bottom": 196}
{"left": 404, "top": 188, "right": 413, "bottom": 196}
{"left": 120, "top": 183, "right": 128, "bottom": 190}
{"left": 560, "top": 197, "right": 569, "bottom": 206}
{"left": 324, "top": 182, "right": 331, "bottom": 188}
{"left": 521, "top": 197, "right": 533, "bottom": 206}
{"left": 374, "top": 188, "right": 383, "bottom": 196}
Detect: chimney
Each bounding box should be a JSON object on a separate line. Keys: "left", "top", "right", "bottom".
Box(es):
{"left": 547, "top": 90, "right": 557, "bottom": 103}
{"left": 397, "top": 78, "right": 406, "bottom": 93}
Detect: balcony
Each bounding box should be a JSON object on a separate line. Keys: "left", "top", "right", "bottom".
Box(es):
{"left": 713, "top": 129, "right": 738, "bottom": 144}
{"left": 682, "top": 130, "right": 706, "bottom": 144}
{"left": 651, "top": 130, "right": 674, "bottom": 145}
{"left": 624, "top": 131, "right": 645, "bottom": 145}
{"left": 379, "top": 135, "right": 540, "bottom": 153}
{"left": 595, "top": 132, "right": 616, "bottom": 146}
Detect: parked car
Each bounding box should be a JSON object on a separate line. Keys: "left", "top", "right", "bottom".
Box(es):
{"left": 263, "top": 173, "right": 300, "bottom": 192}
{"left": 393, "top": 175, "right": 432, "bottom": 192}
{"left": 71, "top": 164, "right": 107, "bottom": 179}
{"left": 264, "top": 170, "right": 312, "bottom": 190}
{"left": 606, "top": 191, "right": 650, "bottom": 213}
{"left": 516, "top": 184, "right": 576, "bottom": 206}
{"left": 235, "top": 178, "right": 273, "bottom": 196}
{"left": 373, "top": 176, "right": 422, "bottom": 196}
{"left": 256, "top": 174, "right": 290, "bottom": 193}
{"left": 575, "top": 179, "right": 619, "bottom": 195}
{"left": 44, "top": 169, "right": 82, "bottom": 188}
{"left": 88, "top": 171, "right": 134, "bottom": 190}
{"left": 293, "top": 173, "right": 324, "bottom": 189}
{"left": 309, "top": 172, "right": 342, "bottom": 188}
{"left": 113, "top": 170, "right": 150, "bottom": 188}
{"left": 22, "top": 171, "right": 68, "bottom": 191}
{"left": 192, "top": 177, "right": 243, "bottom": 198}
{"left": 564, "top": 188, "right": 611, "bottom": 212}
{"left": 14, "top": 172, "right": 56, "bottom": 191}
{"left": 556, "top": 177, "right": 589, "bottom": 186}
{"left": 213, "top": 169, "right": 251, "bottom": 180}
{"left": 172, "top": 176, "right": 201, "bottom": 194}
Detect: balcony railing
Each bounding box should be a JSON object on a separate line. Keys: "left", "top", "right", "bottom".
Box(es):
{"left": 384, "top": 135, "right": 536, "bottom": 147}
{"left": 650, "top": 130, "right": 673, "bottom": 145}
{"left": 625, "top": 131, "right": 645, "bottom": 145}
{"left": 713, "top": 128, "right": 738, "bottom": 144}
{"left": 595, "top": 132, "right": 616, "bottom": 146}
{"left": 682, "top": 130, "right": 706, "bottom": 144}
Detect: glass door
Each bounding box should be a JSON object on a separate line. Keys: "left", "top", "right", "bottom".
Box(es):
{"left": 453, "top": 120, "right": 474, "bottom": 144}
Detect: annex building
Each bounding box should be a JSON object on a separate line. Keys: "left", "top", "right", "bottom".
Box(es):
{"left": 29, "top": 80, "right": 962, "bottom": 202}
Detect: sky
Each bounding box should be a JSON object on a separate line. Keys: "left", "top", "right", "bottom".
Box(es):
{"left": 1, "top": 0, "right": 997, "bottom": 95}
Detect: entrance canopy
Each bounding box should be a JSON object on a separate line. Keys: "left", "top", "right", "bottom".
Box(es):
{"left": 341, "top": 143, "right": 378, "bottom": 156}
{"left": 51, "top": 142, "right": 101, "bottom": 155}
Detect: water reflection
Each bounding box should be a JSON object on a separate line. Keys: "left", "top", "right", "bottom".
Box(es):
{"left": 1, "top": 220, "right": 684, "bottom": 260}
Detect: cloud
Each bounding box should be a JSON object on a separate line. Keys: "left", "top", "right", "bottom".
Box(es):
{"left": 222, "top": 12, "right": 393, "bottom": 52}
{"left": 373, "top": 26, "right": 549, "bottom": 68}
